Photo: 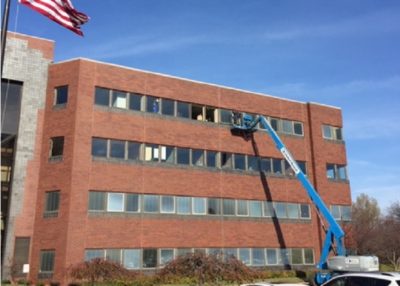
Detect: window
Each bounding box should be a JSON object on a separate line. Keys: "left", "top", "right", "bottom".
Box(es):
{"left": 89, "top": 192, "right": 106, "bottom": 211}
{"left": 219, "top": 109, "right": 232, "bottom": 124}
{"left": 331, "top": 205, "right": 341, "bottom": 220}
{"left": 177, "top": 147, "right": 190, "bottom": 165}
{"left": 44, "top": 191, "right": 60, "bottom": 218}
{"left": 337, "top": 165, "right": 347, "bottom": 180}
{"left": 206, "top": 150, "right": 217, "bottom": 168}
{"left": 49, "top": 136, "right": 64, "bottom": 158}
{"left": 282, "top": 120, "right": 294, "bottom": 134}
{"left": 161, "top": 98, "right": 174, "bottom": 116}
{"left": 294, "top": 122, "right": 303, "bottom": 135}
{"left": 110, "top": 140, "right": 125, "bottom": 159}
{"left": 112, "top": 90, "right": 127, "bottom": 109}
{"left": 275, "top": 202, "right": 287, "bottom": 218}
{"left": 144, "top": 144, "right": 159, "bottom": 162}
{"left": 161, "top": 196, "right": 175, "bottom": 213}
{"left": 284, "top": 161, "right": 295, "bottom": 177}
{"left": 304, "top": 248, "right": 314, "bottom": 264}
{"left": 327, "top": 164, "right": 348, "bottom": 181}
{"left": 239, "top": 248, "right": 250, "bottom": 265}
{"left": 192, "top": 149, "right": 204, "bottom": 167}
{"left": 223, "top": 248, "right": 237, "bottom": 260}
{"left": 208, "top": 198, "right": 221, "bottom": 215}
{"left": 85, "top": 249, "right": 104, "bottom": 261}
{"left": 126, "top": 194, "right": 139, "bottom": 212}
{"left": 192, "top": 197, "right": 206, "bottom": 215}
{"left": 128, "top": 142, "right": 141, "bottom": 160}
{"left": 300, "top": 204, "right": 310, "bottom": 219}
{"left": 144, "top": 195, "right": 159, "bottom": 213}
{"left": 54, "top": 86, "right": 68, "bottom": 105}
{"left": 263, "top": 201, "right": 274, "bottom": 217}
{"left": 160, "top": 145, "right": 175, "bottom": 163}
{"left": 272, "top": 159, "right": 283, "bottom": 174}
{"left": 287, "top": 203, "right": 299, "bottom": 219}
{"left": 234, "top": 154, "right": 246, "bottom": 170}
{"left": 177, "top": 248, "right": 192, "bottom": 257}
{"left": 123, "top": 249, "right": 140, "bottom": 269}
{"left": 223, "top": 199, "right": 235, "bottom": 215}
{"left": 221, "top": 152, "right": 232, "bottom": 169}
{"left": 249, "top": 201, "right": 262, "bottom": 217}
{"left": 326, "top": 164, "right": 336, "bottom": 179}
{"left": 95, "top": 87, "right": 110, "bottom": 106}
{"left": 146, "top": 96, "right": 160, "bottom": 113}
{"left": 143, "top": 249, "right": 157, "bottom": 268}
{"left": 335, "top": 128, "right": 343, "bottom": 140}
{"left": 160, "top": 249, "right": 174, "bottom": 266}
{"left": 129, "top": 93, "right": 142, "bottom": 111}
{"left": 247, "top": 156, "right": 260, "bottom": 172}
{"left": 106, "top": 249, "right": 121, "bottom": 263}
{"left": 266, "top": 249, "right": 277, "bottom": 265}
{"left": 108, "top": 193, "right": 124, "bottom": 212}
{"left": 92, "top": 138, "right": 108, "bottom": 157}
{"left": 237, "top": 200, "right": 248, "bottom": 216}
{"left": 252, "top": 248, "right": 265, "bottom": 266}
{"left": 290, "top": 249, "right": 302, "bottom": 264}
{"left": 205, "top": 107, "right": 216, "bottom": 122}
{"left": 341, "top": 206, "right": 351, "bottom": 221}
{"left": 261, "top": 158, "right": 272, "bottom": 173}
{"left": 177, "top": 102, "right": 190, "bottom": 118}
{"left": 177, "top": 196, "right": 191, "bottom": 214}
{"left": 40, "top": 250, "right": 55, "bottom": 273}
{"left": 278, "top": 249, "right": 291, "bottom": 265}
{"left": 297, "top": 161, "right": 307, "bottom": 175}
{"left": 191, "top": 104, "right": 203, "bottom": 120}
{"left": 323, "top": 124, "right": 343, "bottom": 141}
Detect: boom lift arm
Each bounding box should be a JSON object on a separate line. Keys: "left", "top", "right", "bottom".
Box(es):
{"left": 231, "top": 113, "right": 346, "bottom": 284}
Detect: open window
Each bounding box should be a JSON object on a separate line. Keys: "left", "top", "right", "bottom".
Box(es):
{"left": 49, "top": 136, "right": 64, "bottom": 159}
{"left": 191, "top": 104, "right": 203, "bottom": 120}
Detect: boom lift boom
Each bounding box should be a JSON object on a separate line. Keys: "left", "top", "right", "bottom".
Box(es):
{"left": 231, "top": 113, "right": 378, "bottom": 285}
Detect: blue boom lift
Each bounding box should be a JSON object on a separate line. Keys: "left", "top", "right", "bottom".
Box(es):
{"left": 231, "top": 112, "right": 378, "bottom": 285}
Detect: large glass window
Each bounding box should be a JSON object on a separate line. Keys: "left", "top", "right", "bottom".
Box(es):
{"left": 208, "top": 198, "right": 221, "bottom": 215}
{"left": 177, "top": 196, "right": 191, "bottom": 214}
{"left": 85, "top": 249, "right": 104, "bottom": 261}
{"left": 192, "top": 197, "right": 206, "bottom": 215}
{"left": 129, "top": 93, "right": 142, "bottom": 111}
{"left": 220, "top": 109, "right": 232, "bottom": 124}
{"left": 341, "top": 206, "right": 351, "bottom": 221}
{"left": 54, "top": 86, "right": 68, "bottom": 105}
{"left": 92, "top": 138, "right": 108, "bottom": 157}
{"left": 279, "top": 249, "right": 291, "bottom": 265}
{"left": 282, "top": 120, "right": 293, "bottom": 134}
{"left": 239, "top": 248, "right": 250, "bottom": 265}
{"left": 261, "top": 158, "right": 272, "bottom": 173}
{"left": 161, "top": 98, "right": 174, "bottom": 116}
{"left": 110, "top": 140, "right": 125, "bottom": 159}
{"left": 192, "top": 149, "right": 204, "bottom": 167}
{"left": 177, "top": 102, "right": 190, "bottom": 118}
{"left": 275, "top": 203, "right": 287, "bottom": 218}
{"left": 237, "top": 200, "right": 248, "bottom": 216}
{"left": 44, "top": 191, "right": 60, "bottom": 217}
{"left": 112, "top": 90, "right": 127, "bottom": 109}
{"left": 206, "top": 150, "right": 217, "bottom": 168}
{"left": 160, "top": 249, "right": 174, "bottom": 266}
{"left": 126, "top": 194, "right": 139, "bottom": 212}
{"left": 94, "top": 87, "right": 110, "bottom": 106}
{"left": 304, "top": 249, "right": 314, "bottom": 264}
{"left": 106, "top": 249, "right": 121, "bottom": 263}
{"left": 234, "top": 154, "right": 246, "bottom": 170}
{"left": 161, "top": 196, "right": 175, "bottom": 213}
{"left": 40, "top": 250, "right": 55, "bottom": 273}
{"left": 252, "top": 248, "right": 265, "bottom": 266}
{"left": 266, "top": 249, "right": 277, "bottom": 265}
{"left": 143, "top": 249, "right": 157, "bottom": 268}
{"left": 263, "top": 201, "right": 274, "bottom": 217}
{"left": 123, "top": 249, "right": 140, "bottom": 269}
{"left": 292, "top": 249, "right": 303, "bottom": 264}
{"left": 338, "top": 165, "right": 347, "bottom": 180}
{"left": 331, "top": 205, "right": 341, "bottom": 220}
{"left": 221, "top": 152, "right": 232, "bottom": 169}
{"left": 247, "top": 155, "right": 259, "bottom": 172}
{"left": 272, "top": 159, "right": 282, "bottom": 174}
{"left": 146, "top": 96, "right": 160, "bottom": 113}
{"left": 322, "top": 125, "right": 332, "bottom": 139}
{"left": 294, "top": 122, "right": 303, "bottom": 135}
{"left": 143, "top": 195, "right": 159, "bottom": 213}
{"left": 177, "top": 147, "right": 190, "bottom": 165}
{"left": 223, "top": 199, "right": 235, "bottom": 216}
{"left": 108, "top": 193, "right": 124, "bottom": 212}
{"left": 88, "top": 192, "right": 106, "bottom": 211}
{"left": 249, "top": 201, "right": 262, "bottom": 217}
{"left": 128, "top": 142, "right": 141, "bottom": 160}
{"left": 287, "top": 203, "right": 299, "bottom": 219}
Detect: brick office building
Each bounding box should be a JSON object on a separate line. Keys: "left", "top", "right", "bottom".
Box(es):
{"left": 1, "top": 33, "right": 351, "bottom": 283}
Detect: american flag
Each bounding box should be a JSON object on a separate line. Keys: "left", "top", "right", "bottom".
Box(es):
{"left": 19, "top": 0, "right": 89, "bottom": 36}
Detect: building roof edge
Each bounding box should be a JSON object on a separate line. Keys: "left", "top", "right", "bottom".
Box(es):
{"left": 7, "top": 31, "right": 55, "bottom": 43}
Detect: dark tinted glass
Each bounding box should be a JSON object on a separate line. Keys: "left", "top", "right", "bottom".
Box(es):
{"left": 110, "top": 140, "right": 125, "bottom": 159}
{"left": 95, "top": 87, "right": 110, "bottom": 106}
{"left": 88, "top": 192, "right": 106, "bottom": 211}
{"left": 177, "top": 102, "right": 189, "bottom": 118}
{"left": 177, "top": 147, "right": 190, "bottom": 165}
{"left": 92, "top": 138, "right": 107, "bottom": 157}
{"left": 128, "top": 142, "right": 140, "bottom": 160}
{"left": 208, "top": 198, "right": 221, "bottom": 215}
{"left": 161, "top": 98, "right": 174, "bottom": 116}
{"left": 143, "top": 249, "right": 157, "bottom": 268}
{"left": 55, "top": 86, "right": 68, "bottom": 105}
{"left": 129, "top": 93, "right": 142, "bottom": 111}
{"left": 146, "top": 96, "right": 159, "bottom": 113}
{"left": 234, "top": 154, "right": 246, "bottom": 170}
{"left": 206, "top": 151, "right": 217, "bottom": 168}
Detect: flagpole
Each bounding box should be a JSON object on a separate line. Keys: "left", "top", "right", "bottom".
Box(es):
{"left": 1, "top": 0, "right": 11, "bottom": 78}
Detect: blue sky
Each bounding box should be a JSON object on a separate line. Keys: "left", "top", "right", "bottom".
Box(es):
{"left": 8, "top": 0, "right": 400, "bottom": 212}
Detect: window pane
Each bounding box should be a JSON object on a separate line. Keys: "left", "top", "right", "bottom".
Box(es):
{"left": 205, "top": 107, "right": 216, "bottom": 122}
{"left": 95, "top": 87, "right": 109, "bottom": 106}
{"left": 261, "top": 158, "right": 272, "bottom": 173}
{"left": 110, "top": 140, "right": 125, "bottom": 159}
{"left": 144, "top": 144, "right": 159, "bottom": 162}
{"left": 331, "top": 205, "right": 341, "bottom": 220}
{"left": 177, "top": 248, "right": 192, "bottom": 257}
{"left": 192, "top": 149, "right": 204, "bottom": 166}
{"left": 177, "top": 196, "right": 191, "bottom": 214}
{"left": 252, "top": 248, "right": 265, "bottom": 266}
{"left": 146, "top": 96, "right": 160, "bottom": 113}
{"left": 108, "top": 193, "right": 124, "bottom": 212}
{"left": 335, "top": 128, "right": 343, "bottom": 140}
{"left": 304, "top": 248, "right": 314, "bottom": 264}
{"left": 143, "top": 249, "right": 157, "bottom": 268}
{"left": 338, "top": 165, "right": 347, "bottom": 180}
{"left": 247, "top": 155, "right": 260, "bottom": 172}
{"left": 161, "top": 196, "right": 175, "bottom": 213}
{"left": 206, "top": 150, "right": 217, "bottom": 168}
{"left": 223, "top": 248, "right": 237, "bottom": 260}
{"left": 161, "top": 98, "right": 174, "bottom": 116}
{"left": 208, "top": 198, "right": 221, "bottom": 215}
{"left": 126, "top": 194, "right": 139, "bottom": 212}
{"left": 249, "top": 201, "right": 262, "bottom": 217}
{"left": 282, "top": 120, "right": 293, "bottom": 134}
{"left": 55, "top": 86, "right": 68, "bottom": 105}
{"left": 89, "top": 192, "right": 106, "bottom": 211}
{"left": 341, "top": 206, "right": 351, "bottom": 221}
{"left": 300, "top": 204, "right": 310, "bottom": 219}
{"left": 292, "top": 249, "right": 303, "bottom": 264}
{"left": 263, "top": 201, "right": 274, "bottom": 217}
{"left": 106, "top": 249, "right": 121, "bottom": 263}
{"left": 50, "top": 137, "right": 64, "bottom": 157}
{"left": 177, "top": 102, "right": 189, "bottom": 118}
{"left": 220, "top": 109, "right": 232, "bottom": 124}
{"left": 191, "top": 104, "right": 203, "bottom": 120}
{"left": 143, "top": 195, "right": 159, "bottom": 213}
{"left": 326, "top": 164, "right": 335, "bottom": 179}
{"left": 123, "top": 249, "right": 140, "bottom": 269}
{"left": 266, "top": 249, "right": 277, "bottom": 265}
{"left": 272, "top": 159, "right": 283, "bottom": 174}
{"left": 128, "top": 142, "right": 141, "bottom": 160}
{"left": 237, "top": 200, "right": 248, "bottom": 216}
{"left": 223, "top": 199, "right": 235, "bottom": 215}
{"left": 112, "top": 90, "right": 127, "bottom": 108}
{"left": 239, "top": 248, "right": 250, "bottom": 265}
{"left": 177, "top": 147, "right": 190, "bottom": 165}
{"left": 275, "top": 203, "right": 287, "bottom": 218}
{"left": 323, "top": 125, "right": 332, "bottom": 139}
{"left": 298, "top": 161, "right": 307, "bottom": 175}
{"left": 160, "top": 145, "right": 175, "bottom": 163}
{"left": 221, "top": 152, "right": 232, "bottom": 169}
{"left": 129, "top": 93, "right": 142, "bottom": 111}
{"left": 287, "top": 203, "right": 299, "bottom": 219}
{"left": 284, "top": 160, "right": 295, "bottom": 177}
{"left": 85, "top": 249, "right": 104, "bottom": 261}
{"left": 270, "top": 118, "right": 279, "bottom": 131}
{"left": 234, "top": 154, "right": 246, "bottom": 170}
{"left": 45, "top": 191, "right": 60, "bottom": 212}
{"left": 92, "top": 138, "right": 107, "bottom": 157}
{"left": 294, "top": 122, "right": 303, "bottom": 135}
{"left": 160, "top": 249, "right": 174, "bottom": 266}
{"left": 278, "top": 249, "right": 291, "bottom": 265}
{"left": 193, "top": 197, "right": 206, "bottom": 214}
{"left": 40, "top": 250, "right": 55, "bottom": 272}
